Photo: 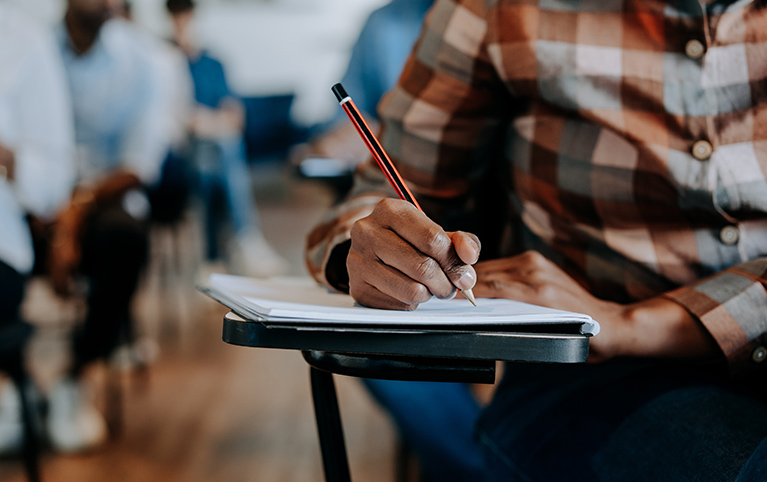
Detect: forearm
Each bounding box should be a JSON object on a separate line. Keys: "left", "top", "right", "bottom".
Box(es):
{"left": 86, "top": 170, "right": 142, "bottom": 205}
{"left": 618, "top": 297, "right": 721, "bottom": 360}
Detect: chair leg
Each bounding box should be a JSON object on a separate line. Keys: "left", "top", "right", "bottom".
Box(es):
{"left": 309, "top": 367, "right": 352, "bottom": 482}
{"left": 105, "top": 365, "right": 123, "bottom": 439}
{"left": 13, "top": 372, "right": 41, "bottom": 482}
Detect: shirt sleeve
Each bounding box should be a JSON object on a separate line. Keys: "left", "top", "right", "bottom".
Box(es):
{"left": 305, "top": 0, "right": 511, "bottom": 288}
{"left": 119, "top": 57, "right": 171, "bottom": 186}
{"left": 12, "top": 26, "right": 75, "bottom": 219}
{"left": 665, "top": 259, "right": 767, "bottom": 378}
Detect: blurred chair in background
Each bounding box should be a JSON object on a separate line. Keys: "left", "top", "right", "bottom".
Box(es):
{"left": 291, "top": 0, "right": 435, "bottom": 201}
{"left": 0, "top": 3, "right": 75, "bottom": 474}
{"left": 40, "top": 0, "right": 174, "bottom": 453}
{"left": 167, "top": 0, "right": 289, "bottom": 279}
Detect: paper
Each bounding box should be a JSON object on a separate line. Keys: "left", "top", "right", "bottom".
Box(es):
{"left": 202, "top": 274, "right": 600, "bottom": 335}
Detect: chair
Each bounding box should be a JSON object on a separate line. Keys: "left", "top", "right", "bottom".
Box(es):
{"left": 242, "top": 94, "right": 308, "bottom": 164}
{"left": 0, "top": 321, "right": 41, "bottom": 482}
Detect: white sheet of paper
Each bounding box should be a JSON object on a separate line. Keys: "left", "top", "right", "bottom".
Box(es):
{"left": 206, "top": 274, "right": 599, "bottom": 335}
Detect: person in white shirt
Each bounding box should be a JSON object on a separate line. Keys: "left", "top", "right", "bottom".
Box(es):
{"left": 43, "top": 0, "right": 173, "bottom": 453}
{"left": 0, "top": 3, "right": 75, "bottom": 454}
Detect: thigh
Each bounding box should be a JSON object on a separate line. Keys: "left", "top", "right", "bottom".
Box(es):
{"left": 477, "top": 361, "right": 767, "bottom": 482}
{"left": 80, "top": 201, "right": 149, "bottom": 278}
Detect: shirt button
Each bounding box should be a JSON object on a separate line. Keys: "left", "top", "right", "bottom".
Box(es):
{"left": 719, "top": 225, "right": 740, "bottom": 245}
{"left": 752, "top": 346, "right": 767, "bottom": 363}
{"left": 685, "top": 39, "right": 705, "bottom": 60}
{"left": 692, "top": 140, "right": 713, "bottom": 160}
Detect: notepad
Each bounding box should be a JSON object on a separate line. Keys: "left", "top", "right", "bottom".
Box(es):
{"left": 199, "top": 274, "right": 600, "bottom": 335}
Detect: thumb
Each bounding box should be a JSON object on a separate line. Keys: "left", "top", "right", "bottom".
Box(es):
{"left": 448, "top": 231, "right": 481, "bottom": 266}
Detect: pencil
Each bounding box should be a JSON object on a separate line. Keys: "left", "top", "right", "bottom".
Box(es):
{"left": 331, "top": 82, "right": 477, "bottom": 307}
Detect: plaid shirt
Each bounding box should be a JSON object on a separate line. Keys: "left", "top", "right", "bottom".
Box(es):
{"left": 306, "top": 0, "right": 767, "bottom": 377}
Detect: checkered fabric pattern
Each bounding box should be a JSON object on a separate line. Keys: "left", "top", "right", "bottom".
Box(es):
{"left": 306, "top": 0, "right": 767, "bottom": 376}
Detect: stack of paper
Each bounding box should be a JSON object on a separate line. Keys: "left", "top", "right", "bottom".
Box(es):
{"left": 200, "top": 274, "right": 599, "bottom": 335}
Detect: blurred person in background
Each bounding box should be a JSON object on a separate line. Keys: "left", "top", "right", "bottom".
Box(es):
{"left": 307, "top": 0, "right": 767, "bottom": 480}
{"left": 0, "top": 2, "right": 75, "bottom": 455}
{"left": 119, "top": 0, "right": 196, "bottom": 227}
{"left": 166, "top": 0, "right": 289, "bottom": 279}
{"left": 292, "top": 0, "right": 435, "bottom": 189}
{"left": 42, "top": 0, "right": 172, "bottom": 452}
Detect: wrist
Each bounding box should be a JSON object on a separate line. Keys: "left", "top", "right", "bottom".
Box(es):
{"left": 71, "top": 186, "right": 96, "bottom": 209}
{"left": 621, "top": 297, "right": 719, "bottom": 359}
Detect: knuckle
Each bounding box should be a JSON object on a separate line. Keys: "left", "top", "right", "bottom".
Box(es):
{"left": 377, "top": 197, "right": 400, "bottom": 214}
{"left": 423, "top": 228, "right": 451, "bottom": 256}
{"left": 414, "top": 257, "right": 441, "bottom": 280}
{"left": 489, "top": 279, "right": 508, "bottom": 293}
{"left": 350, "top": 218, "right": 371, "bottom": 240}
{"left": 522, "top": 250, "right": 546, "bottom": 266}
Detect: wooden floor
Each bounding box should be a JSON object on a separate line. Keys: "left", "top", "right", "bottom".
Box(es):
{"left": 0, "top": 164, "right": 397, "bottom": 482}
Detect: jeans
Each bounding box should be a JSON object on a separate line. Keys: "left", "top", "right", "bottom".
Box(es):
{"left": 362, "top": 379, "right": 494, "bottom": 482}
{"left": 476, "top": 361, "right": 767, "bottom": 482}
{"left": 193, "top": 137, "right": 261, "bottom": 261}
{"left": 74, "top": 200, "right": 149, "bottom": 369}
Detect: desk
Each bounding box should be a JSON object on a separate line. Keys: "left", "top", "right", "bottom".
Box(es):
{"left": 222, "top": 312, "right": 591, "bottom": 482}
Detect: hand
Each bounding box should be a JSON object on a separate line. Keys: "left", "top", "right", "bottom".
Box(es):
{"left": 473, "top": 251, "right": 719, "bottom": 362}
{"left": 0, "top": 143, "right": 15, "bottom": 182}
{"left": 347, "top": 198, "right": 480, "bottom": 310}
{"left": 48, "top": 204, "right": 86, "bottom": 297}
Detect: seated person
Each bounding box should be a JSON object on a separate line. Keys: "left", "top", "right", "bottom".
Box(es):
{"left": 167, "top": 0, "right": 288, "bottom": 278}
{"left": 43, "top": 0, "right": 172, "bottom": 452}
{"left": 0, "top": 3, "right": 74, "bottom": 454}
{"left": 306, "top": 0, "right": 767, "bottom": 480}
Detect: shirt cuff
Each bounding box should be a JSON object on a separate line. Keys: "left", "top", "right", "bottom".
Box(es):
{"left": 664, "top": 258, "right": 767, "bottom": 377}
{"left": 305, "top": 193, "right": 385, "bottom": 289}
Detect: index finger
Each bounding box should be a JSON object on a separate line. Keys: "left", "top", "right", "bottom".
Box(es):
{"left": 381, "top": 203, "right": 479, "bottom": 291}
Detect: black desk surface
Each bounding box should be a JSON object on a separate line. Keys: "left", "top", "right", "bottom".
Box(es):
{"left": 222, "top": 312, "right": 590, "bottom": 364}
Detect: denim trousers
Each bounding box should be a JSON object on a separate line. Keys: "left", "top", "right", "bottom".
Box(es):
{"left": 477, "top": 361, "right": 767, "bottom": 482}
{"left": 362, "top": 378, "right": 494, "bottom": 482}
{"left": 365, "top": 361, "right": 767, "bottom": 482}
{"left": 193, "top": 138, "right": 260, "bottom": 261}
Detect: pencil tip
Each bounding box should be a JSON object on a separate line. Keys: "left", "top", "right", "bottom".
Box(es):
{"left": 462, "top": 288, "right": 477, "bottom": 307}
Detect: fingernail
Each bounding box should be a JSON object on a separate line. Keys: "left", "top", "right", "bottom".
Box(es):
{"left": 457, "top": 270, "right": 476, "bottom": 290}
{"left": 467, "top": 244, "right": 478, "bottom": 263}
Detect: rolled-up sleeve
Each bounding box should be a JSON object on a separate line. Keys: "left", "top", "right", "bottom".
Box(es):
{"left": 665, "top": 259, "right": 767, "bottom": 377}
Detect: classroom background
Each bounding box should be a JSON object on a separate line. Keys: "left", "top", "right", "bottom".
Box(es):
{"left": 0, "top": 0, "right": 406, "bottom": 480}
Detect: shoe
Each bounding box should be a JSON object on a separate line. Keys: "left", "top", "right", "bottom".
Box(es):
{"left": 0, "top": 381, "right": 23, "bottom": 454}
{"left": 110, "top": 337, "right": 160, "bottom": 372}
{"left": 230, "top": 231, "right": 290, "bottom": 278}
{"left": 47, "top": 377, "right": 107, "bottom": 453}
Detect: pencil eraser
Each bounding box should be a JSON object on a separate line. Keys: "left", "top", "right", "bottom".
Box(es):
{"left": 331, "top": 83, "right": 348, "bottom": 103}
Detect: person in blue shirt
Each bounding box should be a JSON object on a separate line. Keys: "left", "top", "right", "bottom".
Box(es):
{"left": 293, "top": 0, "right": 437, "bottom": 177}
{"left": 166, "top": 0, "right": 288, "bottom": 278}
{"left": 43, "top": 0, "right": 172, "bottom": 453}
